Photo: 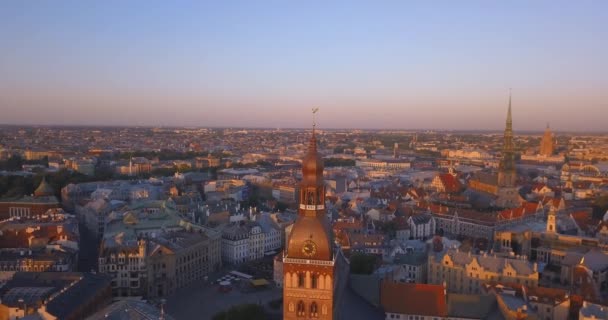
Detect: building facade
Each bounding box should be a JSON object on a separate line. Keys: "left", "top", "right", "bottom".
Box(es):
{"left": 0, "top": 179, "right": 60, "bottom": 220}
{"left": 428, "top": 248, "right": 539, "bottom": 294}
{"left": 221, "top": 221, "right": 265, "bottom": 265}
{"left": 147, "top": 230, "right": 221, "bottom": 298}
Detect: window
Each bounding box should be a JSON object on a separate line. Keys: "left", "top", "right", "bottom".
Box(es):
{"left": 297, "top": 301, "right": 306, "bottom": 317}
{"left": 298, "top": 273, "right": 305, "bottom": 288}
{"left": 311, "top": 275, "right": 318, "bottom": 289}
{"left": 310, "top": 302, "right": 319, "bottom": 318}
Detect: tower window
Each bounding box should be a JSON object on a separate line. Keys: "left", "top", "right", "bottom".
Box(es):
{"left": 298, "top": 273, "right": 305, "bottom": 288}
{"left": 311, "top": 275, "right": 318, "bottom": 289}
{"left": 297, "top": 301, "right": 306, "bottom": 317}
{"left": 310, "top": 302, "right": 319, "bottom": 318}
{"left": 307, "top": 190, "right": 315, "bottom": 205}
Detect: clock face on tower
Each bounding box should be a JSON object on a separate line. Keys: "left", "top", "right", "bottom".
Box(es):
{"left": 302, "top": 240, "right": 317, "bottom": 257}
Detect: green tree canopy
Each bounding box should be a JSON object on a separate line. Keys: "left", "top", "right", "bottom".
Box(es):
{"left": 212, "top": 304, "right": 267, "bottom": 320}
{"left": 349, "top": 253, "right": 377, "bottom": 275}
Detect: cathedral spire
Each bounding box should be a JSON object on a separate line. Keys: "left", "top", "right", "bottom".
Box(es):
{"left": 507, "top": 89, "right": 512, "bottom": 127}
{"left": 503, "top": 89, "right": 514, "bottom": 155}
{"left": 498, "top": 89, "right": 516, "bottom": 189}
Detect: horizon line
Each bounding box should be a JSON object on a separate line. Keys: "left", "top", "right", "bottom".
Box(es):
{"left": 0, "top": 123, "right": 606, "bottom": 134}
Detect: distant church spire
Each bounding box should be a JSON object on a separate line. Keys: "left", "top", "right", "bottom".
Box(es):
{"left": 507, "top": 89, "right": 512, "bottom": 128}
{"left": 498, "top": 89, "right": 516, "bottom": 188}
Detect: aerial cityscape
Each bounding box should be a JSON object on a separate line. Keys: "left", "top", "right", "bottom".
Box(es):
{"left": 1, "top": 2, "right": 607, "bottom": 320}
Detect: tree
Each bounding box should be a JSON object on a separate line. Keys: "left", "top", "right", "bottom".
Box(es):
{"left": 379, "top": 221, "right": 397, "bottom": 239}
{"left": 349, "top": 253, "right": 377, "bottom": 275}
{"left": 212, "top": 304, "right": 267, "bottom": 320}
{"left": 324, "top": 158, "right": 355, "bottom": 167}
{"left": 3, "top": 155, "right": 23, "bottom": 171}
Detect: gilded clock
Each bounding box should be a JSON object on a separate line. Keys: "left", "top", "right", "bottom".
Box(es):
{"left": 301, "top": 240, "right": 317, "bottom": 257}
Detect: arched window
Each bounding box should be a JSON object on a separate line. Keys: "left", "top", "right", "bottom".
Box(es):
{"left": 310, "top": 302, "right": 319, "bottom": 317}
{"left": 318, "top": 274, "right": 325, "bottom": 290}
{"left": 307, "top": 190, "right": 315, "bottom": 205}
{"left": 325, "top": 275, "right": 332, "bottom": 290}
{"left": 292, "top": 273, "right": 298, "bottom": 288}
{"left": 311, "top": 274, "right": 318, "bottom": 289}
{"left": 298, "top": 273, "right": 305, "bottom": 288}
{"left": 285, "top": 272, "right": 292, "bottom": 288}
{"left": 297, "top": 301, "right": 306, "bottom": 317}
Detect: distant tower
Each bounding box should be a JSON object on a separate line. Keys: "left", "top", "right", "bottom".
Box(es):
{"left": 547, "top": 205, "right": 557, "bottom": 233}
{"left": 540, "top": 123, "right": 554, "bottom": 156}
{"left": 393, "top": 143, "right": 399, "bottom": 159}
{"left": 410, "top": 134, "right": 417, "bottom": 149}
{"left": 496, "top": 91, "right": 521, "bottom": 209}
{"left": 498, "top": 92, "right": 517, "bottom": 188}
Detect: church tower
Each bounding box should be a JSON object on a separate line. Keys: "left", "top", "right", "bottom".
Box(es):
{"left": 546, "top": 205, "right": 557, "bottom": 233}
{"left": 283, "top": 115, "right": 340, "bottom": 320}
{"left": 540, "top": 123, "right": 554, "bottom": 156}
{"left": 496, "top": 92, "right": 521, "bottom": 208}
{"left": 498, "top": 92, "right": 516, "bottom": 188}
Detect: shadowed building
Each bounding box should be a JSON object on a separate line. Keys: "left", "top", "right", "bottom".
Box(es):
{"left": 0, "top": 272, "right": 111, "bottom": 320}
{"left": 0, "top": 178, "right": 60, "bottom": 220}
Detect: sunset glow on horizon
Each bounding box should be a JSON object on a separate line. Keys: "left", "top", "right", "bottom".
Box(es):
{"left": 1, "top": 1, "right": 607, "bottom": 131}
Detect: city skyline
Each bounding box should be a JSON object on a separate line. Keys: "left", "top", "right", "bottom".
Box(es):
{"left": 1, "top": 1, "right": 607, "bottom": 130}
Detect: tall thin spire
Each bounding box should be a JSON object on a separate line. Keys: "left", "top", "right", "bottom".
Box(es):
{"left": 504, "top": 89, "right": 514, "bottom": 152}
{"left": 507, "top": 88, "right": 512, "bottom": 128}
{"left": 499, "top": 89, "right": 516, "bottom": 188}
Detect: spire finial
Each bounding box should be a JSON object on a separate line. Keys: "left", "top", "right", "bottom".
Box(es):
{"left": 312, "top": 107, "right": 319, "bottom": 133}
{"left": 507, "top": 88, "right": 512, "bottom": 123}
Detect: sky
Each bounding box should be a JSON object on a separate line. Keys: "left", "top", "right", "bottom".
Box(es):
{"left": 0, "top": 1, "right": 607, "bottom": 131}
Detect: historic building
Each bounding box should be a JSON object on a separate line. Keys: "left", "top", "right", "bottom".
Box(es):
{"left": 0, "top": 272, "right": 111, "bottom": 320}
{"left": 428, "top": 248, "right": 539, "bottom": 294}
{"left": 431, "top": 172, "right": 463, "bottom": 194}
{"left": 220, "top": 221, "right": 265, "bottom": 264}
{"left": 282, "top": 128, "right": 347, "bottom": 320}
{"left": 146, "top": 230, "right": 221, "bottom": 298}
{"left": 0, "top": 178, "right": 60, "bottom": 220}
{"left": 467, "top": 95, "right": 523, "bottom": 209}
{"left": 0, "top": 209, "right": 79, "bottom": 272}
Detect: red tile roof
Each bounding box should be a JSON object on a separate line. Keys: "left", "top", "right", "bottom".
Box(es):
{"left": 570, "top": 211, "right": 598, "bottom": 234}
{"left": 381, "top": 282, "right": 447, "bottom": 317}
{"left": 437, "top": 174, "right": 463, "bottom": 193}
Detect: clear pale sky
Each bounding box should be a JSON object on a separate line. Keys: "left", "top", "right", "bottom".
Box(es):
{"left": 1, "top": 1, "right": 606, "bottom": 131}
